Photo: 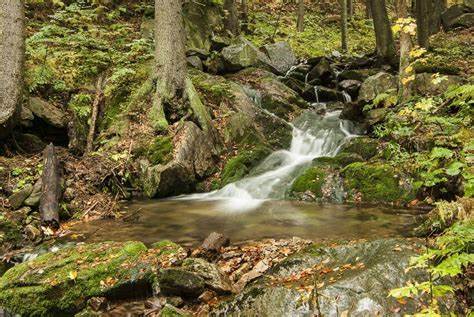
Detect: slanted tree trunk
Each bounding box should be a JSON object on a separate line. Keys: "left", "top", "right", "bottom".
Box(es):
{"left": 40, "top": 144, "right": 61, "bottom": 229}
{"left": 341, "top": 0, "right": 349, "bottom": 52}
{"left": 369, "top": 0, "right": 397, "bottom": 66}
{"left": 0, "top": 0, "right": 25, "bottom": 138}
{"left": 224, "top": 0, "right": 240, "bottom": 35}
{"left": 398, "top": 0, "right": 414, "bottom": 102}
{"left": 416, "top": 0, "right": 431, "bottom": 48}
{"left": 152, "top": 0, "right": 187, "bottom": 131}
{"left": 296, "top": 0, "right": 305, "bottom": 32}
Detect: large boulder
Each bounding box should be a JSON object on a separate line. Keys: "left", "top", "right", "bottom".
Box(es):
{"left": 27, "top": 97, "right": 67, "bottom": 128}
{"left": 212, "top": 239, "right": 444, "bottom": 316}
{"left": 414, "top": 73, "right": 464, "bottom": 96}
{"left": 358, "top": 72, "right": 397, "bottom": 102}
{"left": 0, "top": 240, "right": 187, "bottom": 316}
{"left": 307, "top": 58, "right": 334, "bottom": 84}
{"left": 441, "top": 4, "right": 473, "bottom": 30}
{"left": 262, "top": 42, "right": 297, "bottom": 75}
{"left": 221, "top": 38, "right": 272, "bottom": 72}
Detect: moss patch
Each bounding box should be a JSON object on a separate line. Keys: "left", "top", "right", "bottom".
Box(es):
{"left": 290, "top": 166, "right": 329, "bottom": 198}
{"left": 342, "top": 162, "right": 416, "bottom": 204}
{"left": 339, "top": 137, "right": 379, "bottom": 160}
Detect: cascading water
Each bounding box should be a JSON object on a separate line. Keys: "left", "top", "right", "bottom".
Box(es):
{"left": 186, "top": 106, "right": 359, "bottom": 212}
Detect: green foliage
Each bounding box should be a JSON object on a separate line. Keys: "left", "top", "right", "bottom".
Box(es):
{"left": 390, "top": 220, "right": 474, "bottom": 316}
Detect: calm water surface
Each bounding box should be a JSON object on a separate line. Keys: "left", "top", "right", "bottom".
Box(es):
{"left": 69, "top": 199, "right": 425, "bottom": 247}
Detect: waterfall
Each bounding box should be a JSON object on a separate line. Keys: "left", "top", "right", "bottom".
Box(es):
{"left": 184, "top": 109, "right": 359, "bottom": 212}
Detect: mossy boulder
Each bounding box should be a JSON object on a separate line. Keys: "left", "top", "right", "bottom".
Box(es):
{"left": 0, "top": 214, "right": 22, "bottom": 251}
{"left": 358, "top": 72, "right": 397, "bottom": 102}
{"left": 220, "top": 146, "right": 272, "bottom": 186}
{"left": 0, "top": 240, "right": 186, "bottom": 316}
{"left": 339, "top": 137, "right": 379, "bottom": 160}
{"left": 342, "top": 162, "right": 416, "bottom": 204}
{"left": 158, "top": 268, "right": 206, "bottom": 298}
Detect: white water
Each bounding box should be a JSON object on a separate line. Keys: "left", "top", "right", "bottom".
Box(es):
{"left": 184, "top": 109, "right": 359, "bottom": 212}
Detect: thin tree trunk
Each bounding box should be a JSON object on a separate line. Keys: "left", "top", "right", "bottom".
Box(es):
{"left": 429, "top": 0, "right": 445, "bottom": 34}
{"left": 341, "top": 0, "right": 349, "bottom": 52}
{"left": 224, "top": 0, "right": 240, "bottom": 35}
{"left": 85, "top": 75, "right": 105, "bottom": 154}
{"left": 152, "top": 0, "right": 187, "bottom": 131}
{"left": 370, "top": 0, "right": 397, "bottom": 66}
{"left": 241, "top": 0, "right": 249, "bottom": 32}
{"left": 365, "top": 0, "right": 372, "bottom": 18}
{"left": 416, "top": 0, "right": 431, "bottom": 48}
{"left": 348, "top": 0, "right": 354, "bottom": 19}
{"left": 40, "top": 144, "right": 61, "bottom": 229}
{"left": 398, "top": 0, "right": 414, "bottom": 102}
{"left": 297, "top": 0, "right": 305, "bottom": 32}
{"left": 0, "top": 0, "right": 25, "bottom": 138}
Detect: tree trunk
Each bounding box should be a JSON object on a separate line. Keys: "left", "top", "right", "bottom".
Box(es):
{"left": 341, "top": 0, "right": 348, "bottom": 52}
{"left": 224, "top": 0, "right": 240, "bottom": 35}
{"left": 416, "top": 0, "right": 431, "bottom": 48}
{"left": 40, "top": 144, "right": 61, "bottom": 229}
{"left": 297, "top": 0, "right": 305, "bottom": 32}
{"left": 429, "top": 0, "right": 446, "bottom": 34}
{"left": 241, "top": 0, "right": 249, "bottom": 32}
{"left": 152, "top": 0, "right": 187, "bottom": 131}
{"left": 85, "top": 75, "right": 105, "bottom": 154}
{"left": 370, "top": 0, "right": 397, "bottom": 66}
{"left": 398, "top": 0, "right": 414, "bottom": 102}
{"left": 365, "top": 0, "right": 372, "bottom": 18}
{"left": 0, "top": 0, "right": 25, "bottom": 138}
{"left": 348, "top": 0, "right": 354, "bottom": 19}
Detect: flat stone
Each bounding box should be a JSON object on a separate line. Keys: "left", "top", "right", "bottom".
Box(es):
{"left": 28, "top": 97, "right": 66, "bottom": 128}
{"left": 8, "top": 184, "right": 33, "bottom": 210}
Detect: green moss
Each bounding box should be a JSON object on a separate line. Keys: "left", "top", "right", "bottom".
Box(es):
{"left": 0, "top": 215, "right": 22, "bottom": 249}
{"left": 0, "top": 240, "right": 186, "bottom": 316}
{"left": 220, "top": 146, "right": 272, "bottom": 186}
{"left": 150, "top": 240, "right": 185, "bottom": 256}
{"left": 314, "top": 153, "right": 364, "bottom": 167}
{"left": 290, "top": 166, "right": 328, "bottom": 197}
{"left": 159, "top": 304, "right": 191, "bottom": 317}
{"left": 146, "top": 136, "right": 174, "bottom": 165}
{"left": 339, "top": 137, "right": 379, "bottom": 160}
{"left": 342, "top": 162, "right": 415, "bottom": 203}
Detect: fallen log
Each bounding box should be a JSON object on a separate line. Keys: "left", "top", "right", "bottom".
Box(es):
{"left": 39, "top": 143, "right": 61, "bottom": 229}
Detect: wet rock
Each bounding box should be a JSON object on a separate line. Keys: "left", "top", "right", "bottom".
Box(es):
{"left": 338, "top": 68, "right": 377, "bottom": 81}
{"left": 212, "top": 239, "right": 436, "bottom": 316}
{"left": 182, "top": 258, "right": 234, "bottom": 294}
{"left": 202, "top": 232, "right": 230, "bottom": 252}
{"left": 187, "top": 55, "right": 203, "bottom": 70}
{"left": 342, "top": 162, "right": 416, "bottom": 204}
{"left": 338, "top": 79, "right": 361, "bottom": 97}
{"left": 24, "top": 179, "right": 42, "bottom": 207}
{"left": 302, "top": 86, "right": 343, "bottom": 102}
{"left": 340, "top": 102, "right": 364, "bottom": 122}
{"left": 158, "top": 268, "right": 206, "bottom": 298}
{"left": 282, "top": 77, "right": 306, "bottom": 95}
{"left": 262, "top": 42, "right": 297, "bottom": 75}
{"left": 221, "top": 38, "right": 272, "bottom": 72}
{"left": 306, "top": 58, "right": 333, "bottom": 84}
{"left": 8, "top": 184, "right": 33, "bottom": 210}
{"left": 28, "top": 97, "right": 66, "bottom": 128}
{"left": 0, "top": 240, "right": 186, "bottom": 316}
{"left": 358, "top": 72, "right": 397, "bottom": 102}
{"left": 339, "top": 137, "right": 379, "bottom": 160}
{"left": 413, "top": 73, "right": 464, "bottom": 96}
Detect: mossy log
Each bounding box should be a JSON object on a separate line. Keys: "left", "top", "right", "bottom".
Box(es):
{"left": 39, "top": 143, "right": 61, "bottom": 228}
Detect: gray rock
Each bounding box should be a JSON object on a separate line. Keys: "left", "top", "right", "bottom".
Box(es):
{"left": 262, "top": 42, "right": 297, "bottom": 75}
{"left": 24, "top": 179, "right": 42, "bottom": 207}
{"left": 187, "top": 55, "right": 203, "bottom": 70}
{"left": 465, "top": 0, "right": 474, "bottom": 10}
{"left": 8, "top": 184, "right": 33, "bottom": 210}
{"left": 442, "top": 4, "right": 471, "bottom": 29}
{"left": 158, "top": 268, "right": 206, "bottom": 298}
{"left": 304, "top": 86, "right": 344, "bottom": 102}
{"left": 19, "top": 105, "right": 34, "bottom": 127}
{"left": 338, "top": 79, "right": 362, "bottom": 97}
{"left": 414, "top": 73, "right": 464, "bottom": 96}
{"left": 202, "top": 232, "right": 230, "bottom": 251}
{"left": 221, "top": 38, "right": 272, "bottom": 72}
{"left": 182, "top": 258, "right": 234, "bottom": 294}
{"left": 358, "top": 72, "right": 397, "bottom": 102}
{"left": 28, "top": 97, "right": 66, "bottom": 128}
{"left": 307, "top": 58, "right": 334, "bottom": 84}
{"left": 338, "top": 68, "right": 377, "bottom": 81}
{"left": 212, "top": 239, "right": 449, "bottom": 317}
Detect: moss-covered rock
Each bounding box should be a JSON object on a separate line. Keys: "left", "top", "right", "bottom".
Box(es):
{"left": 342, "top": 162, "right": 416, "bottom": 204}
{"left": 158, "top": 268, "right": 206, "bottom": 298}
{"left": 339, "top": 137, "right": 380, "bottom": 160}
{"left": 0, "top": 214, "right": 22, "bottom": 251}
{"left": 0, "top": 240, "right": 186, "bottom": 316}
{"left": 220, "top": 146, "right": 272, "bottom": 186}
{"left": 159, "top": 304, "right": 192, "bottom": 317}
{"left": 144, "top": 136, "right": 174, "bottom": 166}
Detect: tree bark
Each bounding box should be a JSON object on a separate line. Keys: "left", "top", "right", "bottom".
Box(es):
{"left": 369, "top": 0, "right": 397, "bottom": 66}
{"left": 398, "top": 0, "right": 414, "bottom": 102}
{"left": 348, "top": 0, "right": 354, "bottom": 19}
{"left": 40, "top": 144, "right": 61, "bottom": 229}
{"left": 416, "top": 0, "right": 431, "bottom": 48}
{"left": 0, "top": 0, "right": 25, "bottom": 138}
{"left": 341, "top": 0, "right": 348, "bottom": 52}
{"left": 429, "top": 0, "right": 446, "bottom": 35}
{"left": 297, "top": 0, "right": 305, "bottom": 32}
{"left": 365, "top": 0, "right": 372, "bottom": 18}
{"left": 241, "top": 0, "right": 249, "bottom": 32}
{"left": 152, "top": 0, "right": 187, "bottom": 131}
{"left": 224, "top": 0, "right": 240, "bottom": 35}
{"left": 85, "top": 75, "right": 105, "bottom": 154}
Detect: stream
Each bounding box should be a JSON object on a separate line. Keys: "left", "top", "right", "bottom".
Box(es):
{"left": 69, "top": 109, "right": 424, "bottom": 247}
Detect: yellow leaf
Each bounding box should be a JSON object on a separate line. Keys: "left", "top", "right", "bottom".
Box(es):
{"left": 405, "top": 65, "right": 413, "bottom": 74}
{"left": 69, "top": 271, "right": 78, "bottom": 281}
